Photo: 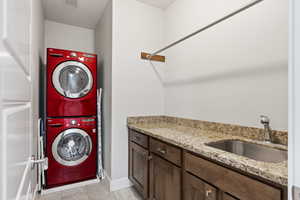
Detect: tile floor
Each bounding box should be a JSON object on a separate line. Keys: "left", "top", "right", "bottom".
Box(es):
{"left": 38, "top": 180, "right": 142, "bottom": 200}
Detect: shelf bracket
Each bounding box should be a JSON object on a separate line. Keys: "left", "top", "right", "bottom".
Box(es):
{"left": 141, "top": 52, "right": 165, "bottom": 63}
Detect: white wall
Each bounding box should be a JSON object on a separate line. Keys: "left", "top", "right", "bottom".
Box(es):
{"left": 163, "top": 0, "right": 288, "bottom": 130}
{"left": 111, "top": 0, "right": 165, "bottom": 181}
{"left": 45, "top": 20, "right": 95, "bottom": 53}
{"left": 95, "top": 1, "right": 113, "bottom": 178}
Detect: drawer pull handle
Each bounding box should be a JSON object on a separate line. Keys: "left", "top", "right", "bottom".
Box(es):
{"left": 135, "top": 136, "right": 140, "bottom": 141}
{"left": 206, "top": 189, "right": 212, "bottom": 197}
{"left": 157, "top": 148, "right": 166, "bottom": 155}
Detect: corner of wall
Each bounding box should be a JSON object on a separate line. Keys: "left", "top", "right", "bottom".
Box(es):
{"left": 104, "top": 170, "right": 132, "bottom": 192}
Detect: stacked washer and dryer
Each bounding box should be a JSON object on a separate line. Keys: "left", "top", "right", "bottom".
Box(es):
{"left": 45, "top": 48, "right": 98, "bottom": 188}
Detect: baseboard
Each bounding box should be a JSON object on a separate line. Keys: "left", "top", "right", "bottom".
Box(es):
{"left": 110, "top": 177, "right": 132, "bottom": 191}
{"left": 41, "top": 178, "right": 100, "bottom": 195}
{"left": 103, "top": 171, "right": 132, "bottom": 192}
{"left": 104, "top": 170, "right": 111, "bottom": 183}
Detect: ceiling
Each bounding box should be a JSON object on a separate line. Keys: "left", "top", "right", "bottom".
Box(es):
{"left": 43, "top": 0, "right": 109, "bottom": 29}
{"left": 136, "top": 0, "right": 176, "bottom": 9}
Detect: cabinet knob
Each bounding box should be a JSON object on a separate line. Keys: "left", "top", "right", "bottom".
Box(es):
{"left": 148, "top": 155, "right": 153, "bottom": 160}
{"left": 157, "top": 148, "right": 166, "bottom": 155}
{"left": 206, "top": 189, "right": 212, "bottom": 197}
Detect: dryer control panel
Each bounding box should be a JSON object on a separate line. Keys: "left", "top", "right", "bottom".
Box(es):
{"left": 47, "top": 117, "right": 96, "bottom": 128}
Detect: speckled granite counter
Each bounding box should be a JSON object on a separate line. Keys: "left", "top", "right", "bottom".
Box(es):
{"left": 127, "top": 116, "right": 288, "bottom": 186}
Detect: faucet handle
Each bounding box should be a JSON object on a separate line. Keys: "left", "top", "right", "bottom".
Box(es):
{"left": 260, "top": 115, "right": 270, "bottom": 124}
{"left": 260, "top": 115, "right": 272, "bottom": 143}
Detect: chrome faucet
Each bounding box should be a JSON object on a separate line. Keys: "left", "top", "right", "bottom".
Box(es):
{"left": 260, "top": 115, "right": 272, "bottom": 143}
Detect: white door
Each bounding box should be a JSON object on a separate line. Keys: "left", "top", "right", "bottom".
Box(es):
{"left": 0, "top": 0, "right": 38, "bottom": 200}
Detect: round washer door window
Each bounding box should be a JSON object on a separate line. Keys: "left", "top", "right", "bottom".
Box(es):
{"left": 52, "top": 129, "right": 92, "bottom": 166}
{"left": 52, "top": 61, "right": 93, "bottom": 98}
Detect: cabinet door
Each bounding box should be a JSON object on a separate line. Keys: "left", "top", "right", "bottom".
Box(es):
{"left": 149, "top": 154, "right": 181, "bottom": 200}
{"left": 129, "top": 142, "right": 149, "bottom": 199}
{"left": 183, "top": 172, "right": 217, "bottom": 200}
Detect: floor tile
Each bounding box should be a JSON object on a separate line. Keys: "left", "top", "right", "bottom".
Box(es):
{"left": 38, "top": 181, "right": 141, "bottom": 200}
{"left": 39, "top": 192, "right": 62, "bottom": 200}
{"left": 114, "top": 187, "right": 142, "bottom": 200}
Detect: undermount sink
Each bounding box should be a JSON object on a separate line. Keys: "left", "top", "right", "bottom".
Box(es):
{"left": 206, "top": 140, "right": 287, "bottom": 163}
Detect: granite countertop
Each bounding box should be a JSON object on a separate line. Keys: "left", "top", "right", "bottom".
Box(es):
{"left": 127, "top": 116, "right": 288, "bottom": 186}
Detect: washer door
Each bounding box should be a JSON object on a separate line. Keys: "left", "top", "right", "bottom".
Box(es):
{"left": 52, "top": 61, "right": 93, "bottom": 98}
{"left": 52, "top": 129, "right": 92, "bottom": 166}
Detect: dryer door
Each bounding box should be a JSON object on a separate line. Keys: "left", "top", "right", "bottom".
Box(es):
{"left": 52, "top": 61, "right": 93, "bottom": 98}
{"left": 52, "top": 129, "right": 92, "bottom": 166}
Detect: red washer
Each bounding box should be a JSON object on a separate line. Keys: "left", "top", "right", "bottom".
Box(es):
{"left": 47, "top": 48, "right": 97, "bottom": 117}
{"left": 46, "top": 117, "right": 97, "bottom": 188}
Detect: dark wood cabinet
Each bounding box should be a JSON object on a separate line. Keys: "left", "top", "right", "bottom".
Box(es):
{"left": 128, "top": 129, "right": 286, "bottom": 200}
{"left": 129, "top": 141, "right": 149, "bottom": 199}
{"left": 183, "top": 172, "right": 217, "bottom": 200}
{"left": 149, "top": 153, "right": 181, "bottom": 200}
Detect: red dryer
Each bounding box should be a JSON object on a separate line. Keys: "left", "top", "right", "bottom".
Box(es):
{"left": 47, "top": 48, "right": 97, "bottom": 117}
{"left": 46, "top": 117, "right": 97, "bottom": 188}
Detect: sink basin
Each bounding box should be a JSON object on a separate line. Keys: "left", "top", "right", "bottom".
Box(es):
{"left": 206, "top": 140, "right": 287, "bottom": 163}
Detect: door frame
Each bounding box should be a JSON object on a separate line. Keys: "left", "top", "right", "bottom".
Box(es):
{"left": 289, "top": 0, "right": 300, "bottom": 199}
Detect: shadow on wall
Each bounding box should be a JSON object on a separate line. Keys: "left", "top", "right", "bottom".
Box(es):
{"left": 97, "top": 53, "right": 104, "bottom": 89}
{"left": 163, "top": 62, "right": 287, "bottom": 87}
{"left": 39, "top": 56, "right": 46, "bottom": 118}
{"left": 149, "top": 61, "right": 164, "bottom": 84}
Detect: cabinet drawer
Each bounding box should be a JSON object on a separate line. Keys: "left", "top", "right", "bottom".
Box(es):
{"left": 150, "top": 138, "right": 181, "bottom": 166}
{"left": 130, "top": 129, "right": 149, "bottom": 148}
{"left": 184, "top": 152, "right": 281, "bottom": 200}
